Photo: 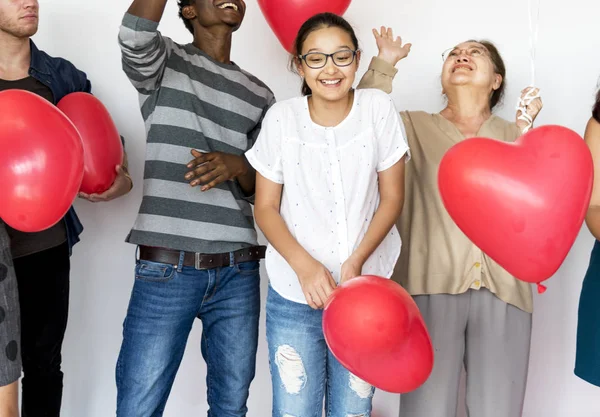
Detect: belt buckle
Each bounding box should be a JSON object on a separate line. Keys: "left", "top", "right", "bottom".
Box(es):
{"left": 195, "top": 252, "right": 202, "bottom": 270}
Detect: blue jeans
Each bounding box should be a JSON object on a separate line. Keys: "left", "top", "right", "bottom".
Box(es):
{"left": 266, "top": 285, "right": 375, "bottom": 417}
{"left": 116, "top": 254, "right": 261, "bottom": 417}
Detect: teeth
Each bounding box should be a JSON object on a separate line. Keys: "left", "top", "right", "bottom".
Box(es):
{"left": 219, "top": 2, "right": 238, "bottom": 10}
{"left": 321, "top": 79, "right": 341, "bottom": 85}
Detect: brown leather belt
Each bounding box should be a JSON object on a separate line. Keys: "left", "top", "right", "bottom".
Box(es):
{"left": 139, "top": 245, "right": 266, "bottom": 270}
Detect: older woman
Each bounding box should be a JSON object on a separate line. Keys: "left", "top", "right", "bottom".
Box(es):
{"left": 575, "top": 89, "right": 600, "bottom": 388}
{"left": 357, "top": 28, "right": 543, "bottom": 417}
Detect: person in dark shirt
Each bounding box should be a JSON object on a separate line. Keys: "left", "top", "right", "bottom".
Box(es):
{"left": 575, "top": 87, "right": 600, "bottom": 388}
{"left": 0, "top": 1, "right": 132, "bottom": 415}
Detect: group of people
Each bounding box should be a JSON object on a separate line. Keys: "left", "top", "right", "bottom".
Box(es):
{"left": 0, "top": 0, "right": 598, "bottom": 417}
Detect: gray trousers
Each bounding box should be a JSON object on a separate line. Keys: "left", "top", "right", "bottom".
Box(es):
{"left": 0, "top": 222, "right": 21, "bottom": 387}
{"left": 400, "top": 289, "right": 532, "bottom": 417}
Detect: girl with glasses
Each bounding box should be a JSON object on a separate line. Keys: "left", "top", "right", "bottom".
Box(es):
{"left": 246, "top": 12, "right": 409, "bottom": 417}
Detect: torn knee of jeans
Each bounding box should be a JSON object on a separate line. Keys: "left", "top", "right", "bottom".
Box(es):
{"left": 346, "top": 414, "right": 370, "bottom": 417}
{"left": 275, "top": 344, "right": 306, "bottom": 395}
{"left": 349, "top": 373, "right": 374, "bottom": 399}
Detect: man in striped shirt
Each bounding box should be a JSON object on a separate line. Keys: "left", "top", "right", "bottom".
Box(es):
{"left": 116, "top": 1, "right": 275, "bottom": 415}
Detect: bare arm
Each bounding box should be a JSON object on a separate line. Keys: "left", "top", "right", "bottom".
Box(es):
{"left": 585, "top": 117, "right": 600, "bottom": 240}
{"left": 235, "top": 156, "right": 256, "bottom": 195}
{"left": 127, "top": 0, "right": 169, "bottom": 22}
{"left": 254, "top": 173, "right": 337, "bottom": 309}
{"left": 341, "top": 158, "right": 406, "bottom": 282}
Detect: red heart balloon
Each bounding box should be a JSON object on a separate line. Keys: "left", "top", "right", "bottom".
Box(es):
{"left": 323, "top": 275, "right": 433, "bottom": 393}
{"left": 438, "top": 125, "right": 593, "bottom": 288}
{"left": 0, "top": 90, "right": 84, "bottom": 232}
{"left": 257, "top": 0, "right": 352, "bottom": 53}
{"left": 58, "top": 92, "right": 123, "bottom": 194}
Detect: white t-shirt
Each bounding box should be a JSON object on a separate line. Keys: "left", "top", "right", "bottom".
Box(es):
{"left": 246, "top": 88, "right": 410, "bottom": 304}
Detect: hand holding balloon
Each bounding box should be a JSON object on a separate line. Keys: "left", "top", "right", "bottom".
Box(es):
{"left": 79, "top": 164, "right": 132, "bottom": 203}
{"left": 516, "top": 87, "right": 543, "bottom": 134}
{"left": 340, "top": 255, "right": 364, "bottom": 284}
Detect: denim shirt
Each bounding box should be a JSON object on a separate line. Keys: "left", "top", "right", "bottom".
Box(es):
{"left": 28, "top": 40, "right": 91, "bottom": 255}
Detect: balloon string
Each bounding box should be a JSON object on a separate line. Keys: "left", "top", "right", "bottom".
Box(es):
{"left": 528, "top": 0, "right": 540, "bottom": 86}
{"left": 516, "top": 0, "right": 542, "bottom": 134}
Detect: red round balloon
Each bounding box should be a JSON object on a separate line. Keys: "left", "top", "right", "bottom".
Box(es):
{"left": 57, "top": 92, "right": 123, "bottom": 194}
{"left": 438, "top": 125, "right": 593, "bottom": 289}
{"left": 323, "top": 275, "right": 433, "bottom": 393}
{"left": 258, "top": 0, "right": 352, "bottom": 53}
{"left": 0, "top": 89, "right": 84, "bottom": 232}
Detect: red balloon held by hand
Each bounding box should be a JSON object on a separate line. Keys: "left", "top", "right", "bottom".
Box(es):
{"left": 438, "top": 125, "right": 593, "bottom": 290}
{"left": 57, "top": 92, "right": 123, "bottom": 195}
{"left": 0, "top": 89, "right": 84, "bottom": 232}
{"left": 323, "top": 276, "right": 433, "bottom": 393}
{"left": 258, "top": 0, "right": 352, "bottom": 53}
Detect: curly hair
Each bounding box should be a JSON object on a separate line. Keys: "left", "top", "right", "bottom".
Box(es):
{"left": 178, "top": 0, "right": 194, "bottom": 34}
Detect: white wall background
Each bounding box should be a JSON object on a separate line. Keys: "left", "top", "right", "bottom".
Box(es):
{"left": 29, "top": 0, "right": 600, "bottom": 416}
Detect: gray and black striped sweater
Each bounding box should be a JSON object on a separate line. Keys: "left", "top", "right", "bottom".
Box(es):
{"left": 119, "top": 13, "right": 275, "bottom": 254}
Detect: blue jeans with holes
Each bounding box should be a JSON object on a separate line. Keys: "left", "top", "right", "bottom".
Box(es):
{"left": 266, "top": 285, "right": 375, "bottom": 417}
{"left": 115, "top": 252, "right": 261, "bottom": 417}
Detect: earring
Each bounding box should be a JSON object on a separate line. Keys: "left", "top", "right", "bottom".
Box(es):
{"left": 183, "top": 7, "right": 195, "bottom": 19}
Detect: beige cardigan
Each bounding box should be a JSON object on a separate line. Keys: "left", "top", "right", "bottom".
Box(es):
{"left": 357, "top": 57, "right": 533, "bottom": 313}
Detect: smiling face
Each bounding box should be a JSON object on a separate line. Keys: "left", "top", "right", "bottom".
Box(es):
{"left": 181, "top": 0, "right": 246, "bottom": 32}
{"left": 296, "top": 26, "right": 360, "bottom": 103}
{"left": 0, "top": 0, "right": 39, "bottom": 39}
{"left": 441, "top": 41, "right": 502, "bottom": 96}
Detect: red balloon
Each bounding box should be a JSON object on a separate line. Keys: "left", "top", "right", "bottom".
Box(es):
{"left": 57, "top": 92, "right": 123, "bottom": 194}
{"left": 438, "top": 125, "right": 593, "bottom": 290}
{"left": 258, "top": 0, "right": 352, "bottom": 53}
{"left": 0, "top": 90, "right": 84, "bottom": 232}
{"left": 323, "top": 276, "right": 433, "bottom": 393}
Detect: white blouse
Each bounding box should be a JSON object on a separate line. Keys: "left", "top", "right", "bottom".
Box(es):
{"left": 246, "top": 88, "right": 410, "bottom": 304}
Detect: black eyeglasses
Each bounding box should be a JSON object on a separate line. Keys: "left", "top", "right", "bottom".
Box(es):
{"left": 298, "top": 49, "right": 359, "bottom": 69}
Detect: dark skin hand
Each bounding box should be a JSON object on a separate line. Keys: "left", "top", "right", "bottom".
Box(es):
{"left": 185, "top": 149, "right": 255, "bottom": 194}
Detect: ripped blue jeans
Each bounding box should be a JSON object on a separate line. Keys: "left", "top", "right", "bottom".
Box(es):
{"left": 266, "top": 285, "right": 375, "bottom": 417}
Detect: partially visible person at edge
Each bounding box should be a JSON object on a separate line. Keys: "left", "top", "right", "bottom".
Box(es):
{"left": 0, "top": 1, "right": 133, "bottom": 416}
{"left": 356, "top": 27, "right": 543, "bottom": 417}
{"left": 115, "top": 0, "right": 274, "bottom": 415}
{"left": 248, "top": 13, "right": 409, "bottom": 417}
{"left": 0, "top": 221, "right": 20, "bottom": 417}
{"left": 575, "top": 86, "right": 600, "bottom": 388}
